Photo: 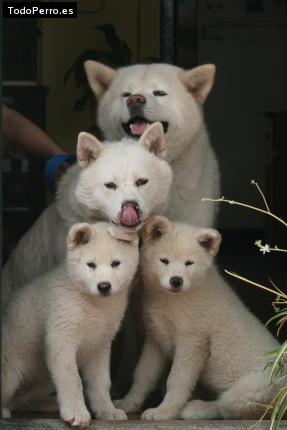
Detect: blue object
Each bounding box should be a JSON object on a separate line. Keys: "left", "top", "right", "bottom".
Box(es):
{"left": 44, "top": 154, "right": 76, "bottom": 193}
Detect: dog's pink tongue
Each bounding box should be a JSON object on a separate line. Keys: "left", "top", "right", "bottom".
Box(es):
{"left": 130, "top": 122, "right": 149, "bottom": 136}
{"left": 121, "top": 206, "right": 139, "bottom": 226}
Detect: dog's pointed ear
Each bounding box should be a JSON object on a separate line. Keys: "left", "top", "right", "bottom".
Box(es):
{"left": 180, "top": 64, "right": 216, "bottom": 104}
{"left": 143, "top": 215, "right": 171, "bottom": 242}
{"left": 67, "top": 223, "right": 93, "bottom": 250}
{"left": 84, "top": 60, "right": 117, "bottom": 97}
{"left": 108, "top": 226, "right": 139, "bottom": 247}
{"left": 77, "top": 132, "right": 104, "bottom": 168}
{"left": 139, "top": 122, "right": 167, "bottom": 159}
{"left": 195, "top": 228, "right": 221, "bottom": 256}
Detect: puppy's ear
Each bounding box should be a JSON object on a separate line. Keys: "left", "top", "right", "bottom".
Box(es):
{"left": 139, "top": 122, "right": 167, "bottom": 159}
{"left": 77, "top": 132, "right": 104, "bottom": 168}
{"left": 180, "top": 64, "right": 216, "bottom": 104}
{"left": 67, "top": 223, "right": 93, "bottom": 250}
{"left": 108, "top": 226, "right": 139, "bottom": 247}
{"left": 195, "top": 228, "right": 221, "bottom": 257}
{"left": 84, "top": 61, "right": 117, "bottom": 97}
{"left": 143, "top": 215, "right": 171, "bottom": 241}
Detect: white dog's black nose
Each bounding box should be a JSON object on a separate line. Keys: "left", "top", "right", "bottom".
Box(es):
{"left": 97, "top": 282, "right": 111, "bottom": 295}
{"left": 170, "top": 276, "right": 183, "bottom": 290}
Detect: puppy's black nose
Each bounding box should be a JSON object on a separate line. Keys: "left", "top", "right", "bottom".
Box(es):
{"left": 97, "top": 282, "right": 111, "bottom": 295}
{"left": 170, "top": 276, "right": 183, "bottom": 289}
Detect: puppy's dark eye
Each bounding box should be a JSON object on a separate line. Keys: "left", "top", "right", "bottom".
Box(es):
{"left": 121, "top": 92, "right": 131, "bottom": 97}
{"left": 160, "top": 258, "right": 169, "bottom": 265}
{"left": 111, "top": 260, "right": 121, "bottom": 268}
{"left": 104, "top": 182, "right": 117, "bottom": 190}
{"left": 136, "top": 178, "right": 149, "bottom": 187}
{"left": 185, "top": 260, "right": 194, "bottom": 266}
{"left": 153, "top": 90, "right": 167, "bottom": 97}
{"left": 87, "top": 261, "right": 96, "bottom": 269}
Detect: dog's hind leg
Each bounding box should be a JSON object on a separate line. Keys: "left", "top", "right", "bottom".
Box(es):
{"left": 217, "top": 371, "right": 275, "bottom": 419}
{"left": 12, "top": 380, "right": 58, "bottom": 413}
{"left": 181, "top": 399, "right": 220, "bottom": 419}
{"left": 1, "top": 365, "right": 22, "bottom": 417}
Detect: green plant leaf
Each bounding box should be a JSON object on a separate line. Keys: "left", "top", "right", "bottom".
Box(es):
{"left": 96, "top": 24, "right": 122, "bottom": 53}
{"left": 271, "top": 387, "right": 287, "bottom": 430}
{"left": 265, "top": 348, "right": 281, "bottom": 357}
{"left": 120, "top": 40, "right": 132, "bottom": 65}
{"left": 272, "top": 373, "right": 287, "bottom": 387}
{"left": 64, "top": 49, "right": 106, "bottom": 86}
{"left": 266, "top": 309, "right": 287, "bottom": 327}
{"left": 72, "top": 91, "right": 90, "bottom": 112}
{"left": 270, "top": 340, "right": 287, "bottom": 384}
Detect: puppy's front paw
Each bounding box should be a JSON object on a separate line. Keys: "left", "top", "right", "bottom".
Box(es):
{"left": 141, "top": 406, "right": 179, "bottom": 421}
{"left": 96, "top": 407, "right": 127, "bottom": 421}
{"left": 61, "top": 404, "right": 91, "bottom": 428}
{"left": 114, "top": 397, "right": 141, "bottom": 413}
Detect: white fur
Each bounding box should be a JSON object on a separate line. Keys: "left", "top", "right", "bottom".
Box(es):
{"left": 85, "top": 61, "right": 220, "bottom": 227}
{"left": 2, "top": 125, "right": 172, "bottom": 305}
{"left": 116, "top": 217, "right": 280, "bottom": 420}
{"left": 1, "top": 222, "right": 139, "bottom": 424}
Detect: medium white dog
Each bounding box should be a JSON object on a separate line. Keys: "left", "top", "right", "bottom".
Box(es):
{"left": 116, "top": 216, "right": 280, "bottom": 420}
{"left": 2, "top": 222, "right": 139, "bottom": 425}
{"left": 2, "top": 123, "right": 172, "bottom": 305}
{"left": 85, "top": 61, "right": 220, "bottom": 227}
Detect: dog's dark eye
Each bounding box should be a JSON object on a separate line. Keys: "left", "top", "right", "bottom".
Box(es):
{"left": 185, "top": 260, "right": 194, "bottom": 266}
{"left": 104, "top": 182, "right": 117, "bottom": 190}
{"left": 111, "top": 260, "right": 121, "bottom": 268}
{"left": 121, "top": 92, "right": 131, "bottom": 97}
{"left": 87, "top": 261, "right": 96, "bottom": 269}
{"left": 153, "top": 90, "right": 167, "bottom": 97}
{"left": 136, "top": 178, "right": 149, "bottom": 187}
{"left": 160, "top": 258, "right": 169, "bottom": 265}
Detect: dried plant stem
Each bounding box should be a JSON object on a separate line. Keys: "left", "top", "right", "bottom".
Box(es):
{"left": 202, "top": 197, "right": 287, "bottom": 228}
{"left": 251, "top": 179, "right": 271, "bottom": 212}
{"left": 255, "top": 241, "right": 287, "bottom": 254}
{"left": 268, "top": 248, "right": 287, "bottom": 254}
{"left": 224, "top": 270, "right": 286, "bottom": 299}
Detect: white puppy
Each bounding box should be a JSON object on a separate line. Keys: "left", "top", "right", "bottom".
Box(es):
{"left": 116, "top": 216, "right": 280, "bottom": 420}
{"left": 2, "top": 222, "right": 139, "bottom": 426}
{"left": 85, "top": 61, "right": 220, "bottom": 227}
{"left": 3, "top": 123, "right": 172, "bottom": 305}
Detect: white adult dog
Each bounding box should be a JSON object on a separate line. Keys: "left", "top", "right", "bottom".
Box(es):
{"left": 85, "top": 61, "right": 219, "bottom": 227}
{"left": 2, "top": 222, "right": 139, "bottom": 425}
{"left": 116, "top": 216, "right": 280, "bottom": 420}
{"left": 2, "top": 123, "right": 172, "bottom": 305}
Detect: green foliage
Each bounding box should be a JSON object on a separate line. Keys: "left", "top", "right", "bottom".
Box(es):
{"left": 204, "top": 181, "right": 287, "bottom": 427}
{"left": 64, "top": 24, "right": 132, "bottom": 112}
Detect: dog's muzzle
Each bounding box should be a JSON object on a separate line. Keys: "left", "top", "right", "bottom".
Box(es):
{"left": 122, "top": 93, "right": 169, "bottom": 137}
{"left": 119, "top": 200, "right": 141, "bottom": 228}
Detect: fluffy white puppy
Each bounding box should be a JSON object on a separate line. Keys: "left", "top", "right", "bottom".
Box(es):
{"left": 116, "top": 216, "right": 280, "bottom": 420}
{"left": 3, "top": 123, "right": 172, "bottom": 305}
{"left": 2, "top": 222, "right": 139, "bottom": 426}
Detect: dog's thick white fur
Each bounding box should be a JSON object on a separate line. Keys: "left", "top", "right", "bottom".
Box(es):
{"left": 116, "top": 216, "right": 279, "bottom": 420}
{"left": 2, "top": 123, "right": 172, "bottom": 305}
{"left": 85, "top": 61, "right": 220, "bottom": 227}
{"left": 2, "top": 222, "right": 139, "bottom": 425}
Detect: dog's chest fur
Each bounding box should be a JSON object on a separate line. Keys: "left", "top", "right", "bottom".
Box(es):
{"left": 142, "top": 289, "right": 204, "bottom": 358}
{"left": 48, "top": 285, "right": 128, "bottom": 362}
